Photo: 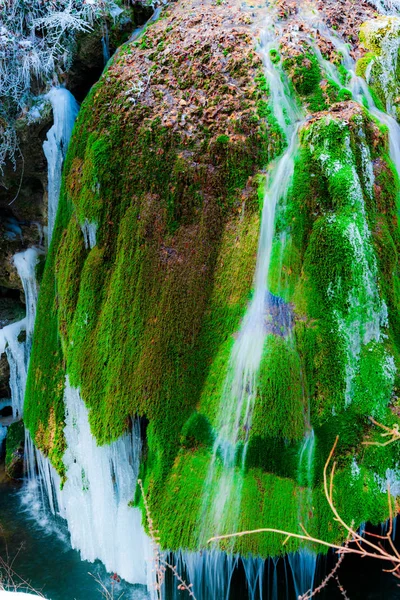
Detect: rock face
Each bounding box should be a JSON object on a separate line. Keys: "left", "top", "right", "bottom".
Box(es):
{"left": 0, "top": 107, "right": 50, "bottom": 292}
{"left": 23, "top": 0, "right": 400, "bottom": 561}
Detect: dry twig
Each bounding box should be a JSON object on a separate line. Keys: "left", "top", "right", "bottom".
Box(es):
{"left": 362, "top": 418, "right": 400, "bottom": 447}
{"left": 0, "top": 523, "right": 44, "bottom": 596}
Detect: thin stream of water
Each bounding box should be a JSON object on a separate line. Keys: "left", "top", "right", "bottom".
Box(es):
{"left": 200, "top": 14, "right": 306, "bottom": 549}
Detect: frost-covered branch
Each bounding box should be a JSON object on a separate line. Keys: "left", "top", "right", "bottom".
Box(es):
{"left": 0, "top": 0, "right": 124, "bottom": 173}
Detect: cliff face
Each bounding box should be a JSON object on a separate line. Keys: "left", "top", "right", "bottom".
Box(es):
{"left": 25, "top": 0, "right": 400, "bottom": 557}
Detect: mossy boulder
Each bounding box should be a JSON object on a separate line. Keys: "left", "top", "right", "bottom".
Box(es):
{"left": 25, "top": 0, "right": 272, "bottom": 511}
{"left": 24, "top": 0, "right": 400, "bottom": 559}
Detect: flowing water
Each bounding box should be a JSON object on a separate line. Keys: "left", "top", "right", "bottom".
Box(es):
{"left": 200, "top": 16, "right": 305, "bottom": 545}
{"left": 367, "top": 0, "right": 400, "bottom": 12}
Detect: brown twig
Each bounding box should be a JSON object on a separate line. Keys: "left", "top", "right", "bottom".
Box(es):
{"left": 299, "top": 531, "right": 352, "bottom": 599}
{"left": 0, "top": 524, "right": 45, "bottom": 596}
{"left": 362, "top": 418, "right": 400, "bottom": 447}
{"left": 88, "top": 572, "right": 125, "bottom": 600}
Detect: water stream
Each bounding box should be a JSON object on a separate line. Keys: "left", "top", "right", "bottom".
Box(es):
{"left": 200, "top": 16, "right": 305, "bottom": 546}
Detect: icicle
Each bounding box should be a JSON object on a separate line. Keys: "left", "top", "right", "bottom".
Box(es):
{"left": 0, "top": 319, "right": 27, "bottom": 418}
{"left": 24, "top": 378, "right": 153, "bottom": 588}
{"left": 13, "top": 248, "right": 42, "bottom": 342}
{"left": 43, "top": 87, "right": 79, "bottom": 245}
{"left": 81, "top": 220, "right": 97, "bottom": 249}
{"left": 0, "top": 248, "right": 41, "bottom": 418}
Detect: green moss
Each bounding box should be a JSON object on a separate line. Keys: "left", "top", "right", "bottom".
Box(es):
{"left": 355, "top": 51, "right": 376, "bottom": 78}
{"left": 282, "top": 51, "right": 350, "bottom": 113}
{"left": 5, "top": 420, "right": 24, "bottom": 470}
{"left": 269, "top": 48, "right": 280, "bottom": 64}
{"left": 181, "top": 413, "right": 214, "bottom": 450}
{"left": 24, "top": 12, "right": 400, "bottom": 560}
{"left": 251, "top": 336, "right": 305, "bottom": 442}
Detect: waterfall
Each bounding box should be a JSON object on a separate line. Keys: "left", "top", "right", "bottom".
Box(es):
{"left": 25, "top": 378, "right": 154, "bottom": 590}
{"left": 287, "top": 550, "right": 317, "bottom": 600}
{"left": 294, "top": 6, "right": 396, "bottom": 408}
{"left": 163, "top": 550, "right": 321, "bottom": 600}
{"left": 312, "top": 16, "right": 400, "bottom": 175}
{"left": 242, "top": 556, "right": 265, "bottom": 600}
{"left": 200, "top": 19, "right": 305, "bottom": 544}
{"left": 0, "top": 248, "right": 41, "bottom": 418}
{"left": 102, "top": 22, "right": 111, "bottom": 64}
{"left": 43, "top": 87, "right": 80, "bottom": 245}
{"left": 298, "top": 429, "right": 315, "bottom": 489}
{"left": 367, "top": 0, "right": 400, "bottom": 16}
{"left": 0, "top": 424, "right": 7, "bottom": 456}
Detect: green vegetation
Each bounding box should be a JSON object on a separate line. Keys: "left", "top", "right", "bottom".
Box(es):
{"left": 282, "top": 48, "right": 351, "bottom": 112}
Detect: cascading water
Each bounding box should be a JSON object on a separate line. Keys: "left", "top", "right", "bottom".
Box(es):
{"left": 298, "top": 429, "right": 315, "bottom": 490}
{"left": 293, "top": 4, "right": 395, "bottom": 409}
{"left": 200, "top": 21, "right": 304, "bottom": 543}
{"left": 311, "top": 13, "right": 400, "bottom": 175}
{"left": 367, "top": 0, "right": 400, "bottom": 16}
{"left": 0, "top": 248, "right": 41, "bottom": 418}
{"left": 43, "top": 87, "right": 80, "bottom": 245}
{"left": 7, "top": 1, "right": 400, "bottom": 599}
{"left": 24, "top": 378, "right": 154, "bottom": 590}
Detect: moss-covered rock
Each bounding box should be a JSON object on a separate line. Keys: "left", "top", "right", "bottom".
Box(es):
{"left": 5, "top": 420, "right": 24, "bottom": 479}
{"left": 24, "top": 0, "right": 400, "bottom": 560}
{"left": 25, "top": 0, "right": 272, "bottom": 517}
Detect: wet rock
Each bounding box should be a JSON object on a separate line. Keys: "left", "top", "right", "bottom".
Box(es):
{"left": 0, "top": 353, "right": 10, "bottom": 399}
{"left": 0, "top": 288, "right": 25, "bottom": 328}
{"left": 5, "top": 420, "right": 25, "bottom": 480}
{"left": 264, "top": 292, "right": 293, "bottom": 337}
{"left": 0, "top": 105, "right": 50, "bottom": 291}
